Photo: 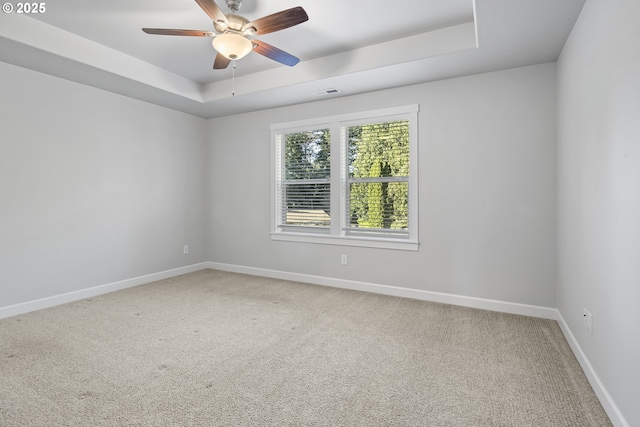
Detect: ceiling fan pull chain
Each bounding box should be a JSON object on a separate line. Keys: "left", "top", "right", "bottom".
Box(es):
{"left": 232, "top": 60, "right": 237, "bottom": 96}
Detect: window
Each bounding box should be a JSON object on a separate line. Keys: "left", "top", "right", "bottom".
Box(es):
{"left": 272, "top": 105, "right": 418, "bottom": 250}
{"left": 281, "top": 128, "right": 331, "bottom": 229}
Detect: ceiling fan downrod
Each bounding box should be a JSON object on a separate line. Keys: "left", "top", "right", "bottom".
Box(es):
{"left": 225, "top": 0, "right": 241, "bottom": 13}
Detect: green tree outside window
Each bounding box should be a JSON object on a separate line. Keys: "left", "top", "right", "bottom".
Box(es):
{"left": 348, "top": 121, "right": 409, "bottom": 230}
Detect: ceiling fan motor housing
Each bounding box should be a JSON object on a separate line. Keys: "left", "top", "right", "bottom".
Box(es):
{"left": 213, "top": 13, "right": 250, "bottom": 33}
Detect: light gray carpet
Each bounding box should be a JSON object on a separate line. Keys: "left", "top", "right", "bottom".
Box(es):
{"left": 0, "top": 269, "right": 611, "bottom": 426}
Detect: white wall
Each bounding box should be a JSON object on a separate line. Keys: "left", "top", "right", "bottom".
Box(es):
{"left": 557, "top": 0, "right": 640, "bottom": 425}
{"left": 208, "top": 63, "right": 557, "bottom": 308}
{"left": 0, "top": 62, "right": 208, "bottom": 309}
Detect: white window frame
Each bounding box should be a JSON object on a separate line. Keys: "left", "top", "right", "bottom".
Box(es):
{"left": 271, "top": 105, "right": 419, "bottom": 251}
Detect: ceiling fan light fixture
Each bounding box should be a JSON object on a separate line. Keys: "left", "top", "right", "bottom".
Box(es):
{"left": 213, "top": 32, "right": 253, "bottom": 60}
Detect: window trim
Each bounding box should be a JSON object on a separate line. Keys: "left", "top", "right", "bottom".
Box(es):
{"left": 271, "top": 105, "right": 419, "bottom": 251}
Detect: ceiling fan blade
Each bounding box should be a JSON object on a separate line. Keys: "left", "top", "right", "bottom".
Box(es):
{"left": 244, "top": 7, "right": 308, "bottom": 35}
{"left": 253, "top": 40, "right": 300, "bottom": 67}
{"left": 195, "top": 0, "right": 228, "bottom": 25}
{"left": 213, "top": 53, "right": 231, "bottom": 69}
{"left": 142, "top": 28, "right": 214, "bottom": 37}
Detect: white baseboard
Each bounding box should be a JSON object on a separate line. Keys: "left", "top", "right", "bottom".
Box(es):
{"left": 0, "top": 263, "right": 210, "bottom": 320}
{"left": 205, "top": 261, "right": 558, "bottom": 320}
{"left": 556, "top": 312, "right": 629, "bottom": 427}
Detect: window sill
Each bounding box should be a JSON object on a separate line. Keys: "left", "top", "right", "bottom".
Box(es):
{"left": 270, "top": 232, "right": 419, "bottom": 251}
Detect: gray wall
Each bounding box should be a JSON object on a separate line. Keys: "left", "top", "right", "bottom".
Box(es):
{"left": 208, "top": 63, "right": 557, "bottom": 308}
{"left": 0, "top": 62, "right": 208, "bottom": 308}
{"left": 557, "top": 0, "right": 640, "bottom": 425}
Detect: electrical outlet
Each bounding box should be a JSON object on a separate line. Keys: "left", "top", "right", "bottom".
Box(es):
{"left": 183, "top": 245, "right": 189, "bottom": 255}
{"left": 341, "top": 254, "right": 348, "bottom": 266}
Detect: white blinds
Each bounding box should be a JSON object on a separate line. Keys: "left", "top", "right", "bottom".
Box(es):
{"left": 281, "top": 129, "right": 331, "bottom": 228}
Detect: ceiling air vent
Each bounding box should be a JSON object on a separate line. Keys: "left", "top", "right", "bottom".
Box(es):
{"left": 313, "top": 88, "right": 341, "bottom": 96}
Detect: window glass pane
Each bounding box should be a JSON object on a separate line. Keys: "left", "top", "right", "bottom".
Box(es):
{"left": 349, "top": 182, "right": 408, "bottom": 230}
{"left": 284, "top": 183, "right": 331, "bottom": 226}
{"left": 348, "top": 121, "right": 409, "bottom": 178}
{"left": 283, "top": 128, "right": 331, "bottom": 227}
{"left": 347, "top": 120, "right": 409, "bottom": 231}
{"left": 285, "top": 129, "right": 331, "bottom": 180}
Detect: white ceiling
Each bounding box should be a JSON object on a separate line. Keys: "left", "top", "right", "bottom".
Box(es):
{"left": 0, "top": 0, "right": 585, "bottom": 118}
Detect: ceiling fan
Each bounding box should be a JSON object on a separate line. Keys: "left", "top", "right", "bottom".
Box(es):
{"left": 142, "top": 0, "right": 309, "bottom": 70}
